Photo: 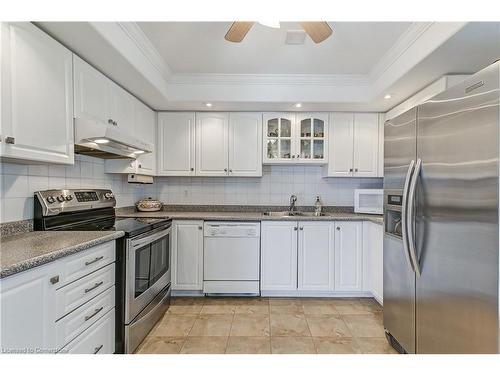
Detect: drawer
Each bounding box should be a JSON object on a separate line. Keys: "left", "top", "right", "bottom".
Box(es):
{"left": 56, "top": 263, "right": 115, "bottom": 319}
{"left": 56, "top": 287, "right": 114, "bottom": 349}
{"left": 57, "top": 241, "right": 115, "bottom": 287}
{"left": 60, "top": 308, "right": 115, "bottom": 354}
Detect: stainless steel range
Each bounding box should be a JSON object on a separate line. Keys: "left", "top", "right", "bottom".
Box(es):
{"left": 34, "top": 189, "right": 172, "bottom": 353}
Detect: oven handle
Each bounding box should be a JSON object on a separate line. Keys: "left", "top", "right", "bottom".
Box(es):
{"left": 130, "top": 227, "right": 171, "bottom": 249}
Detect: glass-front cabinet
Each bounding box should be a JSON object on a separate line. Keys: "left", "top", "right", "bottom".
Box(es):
{"left": 263, "top": 112, "right": 328, "bottom": 164}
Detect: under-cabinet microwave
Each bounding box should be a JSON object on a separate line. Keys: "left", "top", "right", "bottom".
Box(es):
{"left": 354, "top": 189, "right": 383, "bottom": 214}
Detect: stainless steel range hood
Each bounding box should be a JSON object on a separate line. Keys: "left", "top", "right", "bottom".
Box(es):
{"left": 74, "top": 118, "right": 153, "bottom": 159}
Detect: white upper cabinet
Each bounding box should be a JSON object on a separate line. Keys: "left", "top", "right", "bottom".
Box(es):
{"left": 297, "top": 221, "right": 335, "bottom": 291}
{"left": 334, "top": 221, "right": 363, "bottom": 292}
{"left": 296, "top": 113, "right": 328, "bottom": 162}
{"left": 195, "top": 112, "right": 229, "bottom": 176}
{"left": 228, "top": 112, "right": 262, "bottom": 177}
{"left": 325, "top": 112, "right": 380, "bottom": 177}
{"left": 1, "top": 22, "right": 74, "bottom": 164}
{"left": 353, "top": 113, "right": 379, "bottom": 177}
{"left": 157, "top": 112, "right": 195, "bottom": 176}
{"left": 261, "top": 221, "right": 298, "bottom": 291}
{"left": 263, "top": 112, "right": 328, "bottom": 164}
{"left": 327, "top": 113, "right": 355, "bottom": 176}
{"left": 263, "top": 113, "right": 295, "bottom": 163}
{"left": 134, "top": 102, "right": 156, "bottom": 175}
{"left": 73, "top": 55, "right": 109, "bottom": 126}
{"left": 74, "top": 55, "right": 137, "bottom": 139}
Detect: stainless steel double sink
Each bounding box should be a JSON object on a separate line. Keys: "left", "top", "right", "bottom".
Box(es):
{"left": 262, "top": 211, "right": 327, "bottom": 217}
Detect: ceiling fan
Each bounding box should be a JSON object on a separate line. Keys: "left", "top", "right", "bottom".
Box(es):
{"left": 224, "top": 22, "right": 333, "bottom": 43}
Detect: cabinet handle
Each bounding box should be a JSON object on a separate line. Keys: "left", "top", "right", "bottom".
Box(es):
{"left": 292, "top": 155, "right": 296, "bottom": 158}
{"left": 50, "top": 275, "right": 60, "bottom": 285}
{"left": 299, "top": 226, "right": 304, "bottom": 230}
{"left": 229, "top": 169, "right": 233, "bottom": 173}
{"left": 294, "top": 227, "right": 298, "bottom": 231}
{"left": 108, "top": 119, "right": 114, "bottom": 125}
{"left": 297, "top": 154, "right": 300, "bottom": 158}
{"left": 336, "top": 226, "right": 341, "bottom": 230}
{"left": 94, "top": 344, "right": 104, "bottom": 354}
{"left": 198, "top": 226, "right": 203, "bottom": 230}
{"left": 113, "top": 121, "right": 118, "bottom": 126}
{"left": 349, "top": 168, "right": 353, "bottom": 172}
{"left": 355, "top": 168, "right": 358, "bottom": 172}
{"left": 224, "top": 168, "right": 228, "bottom": 172}
{"left": 5, "top": 136, "right": 15, "bottom": 144}
{"left": 85, "top": 256, "right": 104, "bottom": 266}
{"left": 190, "top": 168, "right": 194, "bottom": 171}
{"left": 138, "top": 164, "right": 142, "bottom": 168}
{"left": 84, "top": 307, "right": 104, "bottom": 321}
{"left": 85, "top": 281, "right": 104, "bottom": 293}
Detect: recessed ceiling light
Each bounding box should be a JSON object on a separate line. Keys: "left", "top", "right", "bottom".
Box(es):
{"left": 94, "top": 139, "right": 109, "bottom": 144}
{"left": 384, "top": 94, "right": 392, "bottom": 100}
{"left": 258, "top": 21, "right": 281, "bottom": 29}
{"left": 295, "top": 103, "right": 302, "bottom": 108}
{"left": 133, "top": 150, "right": 145, "bottom": 154}
{"left": 205, "top": 103, "right": 213, "bottom": 107}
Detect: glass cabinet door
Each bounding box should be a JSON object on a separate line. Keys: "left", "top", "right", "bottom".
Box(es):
{"left": 298, "top": 115, "right": 326, "bottom": 160}
{"left": 265, "top": 115, "right": 293, "bottom": 160}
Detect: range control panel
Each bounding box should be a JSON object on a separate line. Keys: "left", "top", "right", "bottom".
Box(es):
{"left": 35, "top": 189, "right": 116, "bottom": 216}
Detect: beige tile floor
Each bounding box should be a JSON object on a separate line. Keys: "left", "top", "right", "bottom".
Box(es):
{"left": 135, "top": 297, "right": 397, "bottom": 354}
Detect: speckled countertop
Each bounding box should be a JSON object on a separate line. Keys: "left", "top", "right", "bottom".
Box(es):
{"left": 115, "top": 207, "right": 384, "bottom": 224}
{"left": 0, "top": 231, "right": 124, "bottom": 279}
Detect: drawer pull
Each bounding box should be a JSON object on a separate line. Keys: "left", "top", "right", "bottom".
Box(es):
{"left": 94, "top": 344, "right": 104, "bottom": 354}
{"left": 84, "top": 307, "right": 104, "bottom": 321}
{"left": 85, "top": 281, "right": 104, "bottom": 293}
{"left": 85, "top": 256, "right": 104, "bottom": 266}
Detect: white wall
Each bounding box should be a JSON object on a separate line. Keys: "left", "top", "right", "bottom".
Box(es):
{"left": 152, "top": 166, "right": 382, "bottom": 207}
{"left": 0, "top": 155, "right": 150, "bottom": 223}
{"left": 0, "top": 159, "right": 382, "bottom": 223}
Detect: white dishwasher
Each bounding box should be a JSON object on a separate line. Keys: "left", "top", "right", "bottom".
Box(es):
{"left": 203, "top": 222, "right": 261, "bottom": 295}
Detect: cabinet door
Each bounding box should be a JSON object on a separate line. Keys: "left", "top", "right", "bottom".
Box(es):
{"left": 171, "top": 220, "right": 204, "bottom": 290}
{"left": 1, "top": 22, "right": 74, "bottom": 164}
{"left": 0, "top": 261, "right": 58, "bottom": 352}
{"left": 263, "top": 113, "right": 295, "bottom": 163}
{"left": 353, "top": 113, "right": 379, "bottom": 177}
{"left": 334, "top": 221, "right": 363, "bottom": 291}
{"left": 377, "top": 113, "right": 385, "bottom": 177}
{"left": 327, "top": 113, "right": 354, "bottom": 176}
{"left": 195, "top": 112, "right": 229, "bottom": 176}
{"left": 108, "top": 81, "right": 136, "bottom": 138}
{"left": 296, "top": 113, "right": 328, "bottom": 163}
{"left": 135, "top": 102, "right": 156, "bottom": 175}
{"left": 261, "top": 221, "right": 298, "bottom": 291}
{"left": 157, "top": 112, "right": 196, "bottom": 176}
{"left": 298, "top": 222, "right": 335, "bottom": 291}
{"left": 73, "top": 54, "right": 110, "bottom": 126}
{"left": 366, "top": 221, "right": 383, "bottom": 303}
{"left": 228, "top": 112, "right": 262, "bottom": 176}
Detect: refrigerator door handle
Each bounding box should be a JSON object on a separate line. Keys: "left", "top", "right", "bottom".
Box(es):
{"left": 401, "top": 159, "right": 416, "bottom": 272}
{"left": 407, "top": 158, "right": 422, "bottom": 276}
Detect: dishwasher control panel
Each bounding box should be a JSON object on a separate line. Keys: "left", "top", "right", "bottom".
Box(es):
{"left": 204, "top": 222, "right": 261, "bottom": 237}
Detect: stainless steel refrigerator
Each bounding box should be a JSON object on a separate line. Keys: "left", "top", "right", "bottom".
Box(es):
{"left": 383, "top": 61, "right": 500, "bottom": 354}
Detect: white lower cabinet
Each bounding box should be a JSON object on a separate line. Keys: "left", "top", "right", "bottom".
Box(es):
{"left": 365, "top": 221, "right": 384, "bottom": 304}
{"left": 334, "top": 221, "right": 363, "bottom": 292}
{"left": 261, "top": 220, "right": 370, "bottom": 297}
{"left": 298, "top": 222, "right": 335, "bottom": 291}
{"left": 260, "top": 221, "right": 298, "bottom": 291}
{"left": 171, "top": 220, "right": 204, "bottom": 292}
{"left": 0, "top": 241, "right": 117, "bottom": 354}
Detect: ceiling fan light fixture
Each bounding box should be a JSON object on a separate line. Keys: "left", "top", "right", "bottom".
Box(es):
{"left": 258, "top": 21, "right": 281, "bottom": 29}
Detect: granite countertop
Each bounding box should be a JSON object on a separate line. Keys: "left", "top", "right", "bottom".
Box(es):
{"left": 116, "top": 207, "right": 384, "bottom": 224}
{"left": 0, "top": 231, "right": 124, "bottom": 279}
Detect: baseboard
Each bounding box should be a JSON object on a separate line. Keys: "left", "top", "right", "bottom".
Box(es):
{"left": 171, "top": 290, "right": 204, "bottom": 297}
{"left": 260, "top": 290, "right": 374, "bottom": 298}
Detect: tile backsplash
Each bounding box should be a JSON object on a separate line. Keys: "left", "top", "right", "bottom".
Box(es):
{"left": 0, "top": 157, "right": 382, "bottom": 223}
{"left": 0, "top": 155, "right": 149, "bottom": 223}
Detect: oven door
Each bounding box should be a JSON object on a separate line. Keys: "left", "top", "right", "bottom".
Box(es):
{"left": 125, "top": 224, "right": 171, "bottom": 323}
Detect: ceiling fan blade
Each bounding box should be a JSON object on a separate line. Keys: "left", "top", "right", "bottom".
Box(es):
{"left": 225, "top": 22, "right": 255, "bottom": 42}
{"left": 299, "top": 22, "right": 333, "bottom": 43}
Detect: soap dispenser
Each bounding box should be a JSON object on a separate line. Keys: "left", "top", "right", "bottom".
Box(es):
{"left": 314, "top": 195, "right": 322, "bottom": 216}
